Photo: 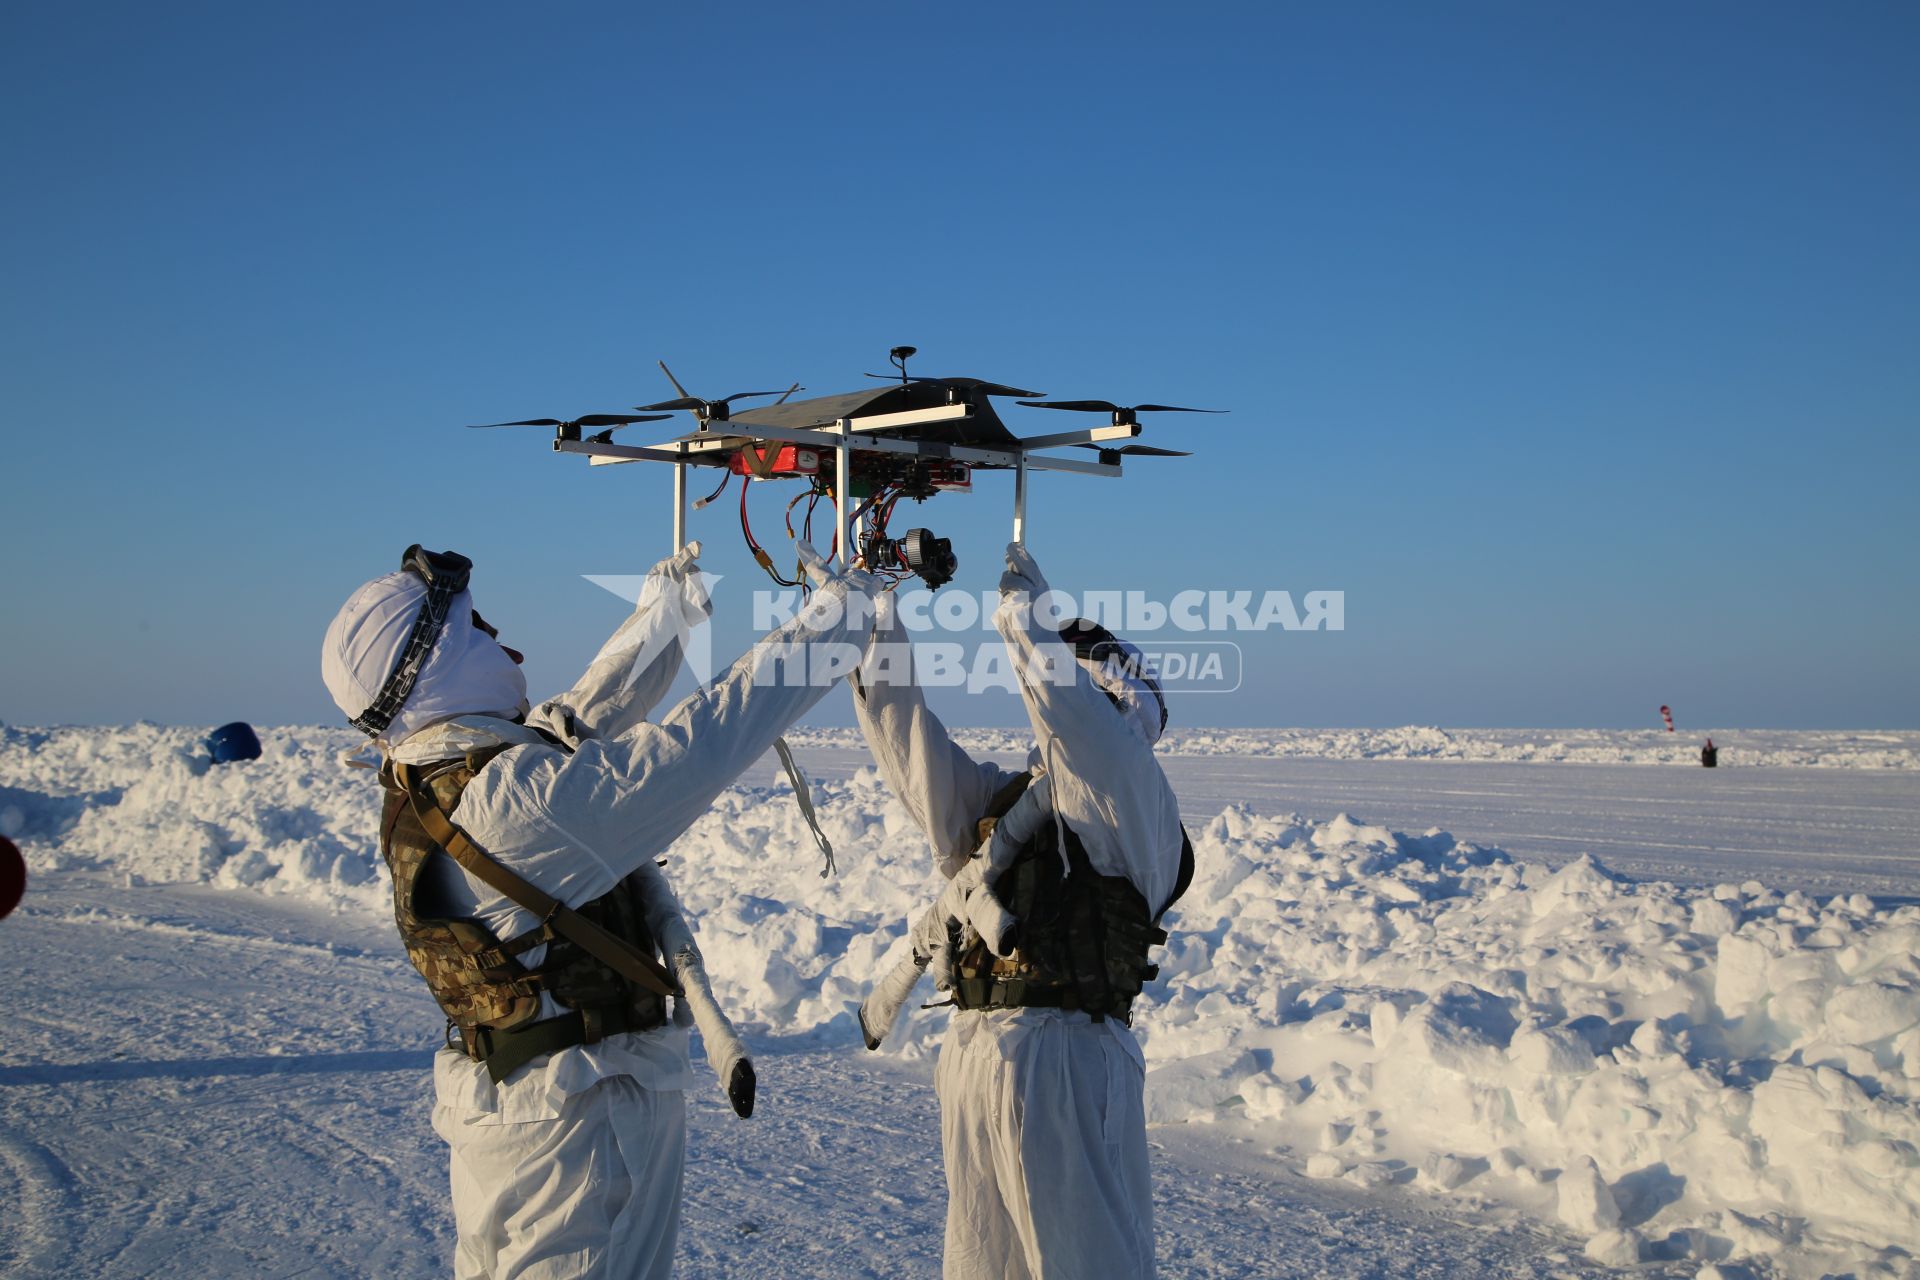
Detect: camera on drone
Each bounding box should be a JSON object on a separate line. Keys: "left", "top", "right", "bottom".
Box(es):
{"left": 862, "top": 527, "right": 958, "bottom": 590}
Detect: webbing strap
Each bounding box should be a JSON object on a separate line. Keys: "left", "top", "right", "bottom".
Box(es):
{"left": 739, "top": 442, "right": 781, "bottom": 479}
{"left": 395, "top": 762, "right": 682, "bottom": 1001}
{"left": 465, "top": 1006, "right": 655, "bottom": 1083}
{"left": 351, "top": 576, "right": 462, "bottom": 738}
{"left": 952, "top": 976, "right": 1077, "bottom": 1011}
{"left": 772, "top": 737, "right": 836, "bottom": 878}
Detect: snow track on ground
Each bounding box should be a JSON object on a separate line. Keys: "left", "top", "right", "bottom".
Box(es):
{"left": 3, "top": 875, "right": 1622, "bottom": 1279}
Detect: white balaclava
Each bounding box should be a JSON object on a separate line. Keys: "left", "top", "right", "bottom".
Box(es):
{"left": 321, "top": 569, "right": 529, "bottom": 748}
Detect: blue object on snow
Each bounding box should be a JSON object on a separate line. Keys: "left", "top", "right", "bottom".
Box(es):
{"left": 207, "top": 721, "right": 263, "bottom": 764}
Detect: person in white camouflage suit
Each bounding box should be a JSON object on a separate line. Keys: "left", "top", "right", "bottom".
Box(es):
{"left": 323, "top": 539, "right": 877, "bottom": 1279}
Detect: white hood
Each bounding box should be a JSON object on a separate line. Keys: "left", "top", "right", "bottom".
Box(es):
{"left": 321, "top": 569, "right": 529, "bottom": 748}
{"left": 1076, "top": 638, "right": 1166, "bottom": 748}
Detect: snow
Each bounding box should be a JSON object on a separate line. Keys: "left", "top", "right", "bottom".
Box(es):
{"left": 783, "top": 725, "right": 1920, "bottom": 770}
{"left": 794, "top": 743, "right": 1920, "bottom": 898}
{"left": 4, "top": 723, "right": 1919, "bottom": 1277}
{"left": 0, "top": 873, "right": 1622, "bottom": 1280}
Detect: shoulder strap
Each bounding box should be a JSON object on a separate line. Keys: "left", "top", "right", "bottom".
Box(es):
{"left": 393, "top": 760, "right": 682, "bottom": 1000}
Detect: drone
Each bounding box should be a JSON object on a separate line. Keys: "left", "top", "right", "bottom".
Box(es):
{"left": 470, "top": 346, "right": 1221, "bottom": 590}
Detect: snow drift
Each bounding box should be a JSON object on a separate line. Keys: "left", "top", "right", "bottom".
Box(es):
{"left": 1150, "top": 808, "right": 1919, "bottom": 1277}
{"left": 4, "top": 723, "right": 1917, "bottom": 1276}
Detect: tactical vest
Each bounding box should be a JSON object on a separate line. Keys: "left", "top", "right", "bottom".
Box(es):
{"left": 379, "top": 748, "right": 673, "bottom": 1082}
{"left": 950, "top": 773, "right": 1194, "bottom": 1025}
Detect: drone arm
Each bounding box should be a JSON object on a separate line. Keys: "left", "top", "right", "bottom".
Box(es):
{"left": 1014, "top": 424, "right": 1141, "bottom": 453}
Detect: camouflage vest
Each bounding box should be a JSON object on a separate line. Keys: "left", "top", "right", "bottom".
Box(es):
{"left": 378, "top": 749, "right": 668, "bottom": 1080}
{"left": 951, "top": 773, "right": 1193, "bottom": 1024}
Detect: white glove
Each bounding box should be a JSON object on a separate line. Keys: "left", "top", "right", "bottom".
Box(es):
{"left": 797, "top": 538, "right": 882, "bottom": 598}
{"left": 916, "top": 855, "right": 1017, "bottom": 956}
{"left": 912, "top": 861, "right": 983, "bottom": 955}
{"left": 651, "top": 539, "right": 703, "bottom": 582}
{"left": 795, "top": 538, "right": 834, "bottom": 589}
{"left": 667, "top": 541, "right": 715, "bottom": 619}
{"left": 998, "top": 541, "right": 1049, "bottom": 599}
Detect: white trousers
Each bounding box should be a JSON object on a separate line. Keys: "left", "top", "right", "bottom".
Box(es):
{"left": 935, "top": 1011, "right": 1155, "bottom": 1280}
{"left": 432, "top": 1074, "right": 686, "bottom": 1280}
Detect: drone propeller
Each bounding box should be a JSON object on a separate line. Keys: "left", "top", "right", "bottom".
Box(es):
{"left": 862, "top": 374, "right": 1044, "bottom": 399}
{"left": 1073, "top": 443, "right": 1192, "bottom": 458}
{"left": 1017, "top": 399, "right": 1226, "bottom": 426}
{"left": 636, "top": 391, "right": 788, "bottom": 419}
{"left": 468, "top": 413, "right": 673, "bottom": 443}
{"left": 1075, "top": 445, "right": 1190, "bottom": 466}
{"left": 469, "top": 414, "right": 671, "bottom": 430}
{"left": 643, "top": 360, "right": 797, "bottom": 423}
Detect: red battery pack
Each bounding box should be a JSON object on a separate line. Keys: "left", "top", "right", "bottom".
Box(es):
{"left": 731, "top": 444, "right": 822, "bottom": 478}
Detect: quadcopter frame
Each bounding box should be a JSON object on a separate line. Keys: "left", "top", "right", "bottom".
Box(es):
{"left": 552, "top": 404, "right": 1140, "bottom": 560}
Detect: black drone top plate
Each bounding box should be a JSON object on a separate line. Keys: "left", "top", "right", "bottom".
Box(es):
{"left": 722, "top": 382, "right": 1024, "bottom": 452}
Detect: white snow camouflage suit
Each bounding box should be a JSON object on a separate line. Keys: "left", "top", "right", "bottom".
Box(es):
{"left": 324, "top": 542, "right": 880, "bottom": 1280}
{"left": 853, "top": 543, "right": 1185, "bottom": 1280}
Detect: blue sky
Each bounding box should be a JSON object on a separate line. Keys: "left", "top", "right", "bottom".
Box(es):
{"left": 2, "top": 1, "right": 1915, "bottom": 729}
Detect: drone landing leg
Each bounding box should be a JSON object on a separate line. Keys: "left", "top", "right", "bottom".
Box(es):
{"left": 673, "top": 445, "right": 688, "bottom": 552}
{"left": 835, "top": 421, "right": 853, "bottom": 566}
{"left": 1012, "top": 452, "right": 1029, "bottom": 547}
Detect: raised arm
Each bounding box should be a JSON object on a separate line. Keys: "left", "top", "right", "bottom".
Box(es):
{"left": 992, "top": 543, "right": 1140, "bottom": 769}
{"left": 454, "top": 548, "right": 884, "bottom": 933}
{"left": 852, "top": 592, "right": 1023, "bottom": 879}
{"left": 992, "top": 543, "right": 1183, "bottom": 909}
{"left": 526, "top": 541, "right": 710, "bottom": 745}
